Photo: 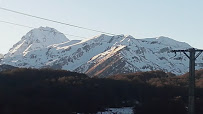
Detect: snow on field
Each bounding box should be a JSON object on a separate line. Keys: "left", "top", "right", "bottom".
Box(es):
{"left": 96, "top": 107, "right": 134, "bottom": 114}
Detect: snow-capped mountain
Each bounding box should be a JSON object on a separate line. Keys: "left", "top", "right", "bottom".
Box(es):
{"left": 5, "top": 27, "right": 69, "bottom": 57}
{"left": 73, "top": 35, "right": 194, "bottom": 77}
{"left": 1, "top": 27, "right": 203, "bottom": 77}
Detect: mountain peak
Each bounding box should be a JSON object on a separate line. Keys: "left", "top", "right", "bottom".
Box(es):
{"left": 155, "top": 36, "right": 170, "bottom": 39}
{"left": 144, "top": 36, "right": 191, "bottom": 49}
{"left": 22, "top": 26, "right": 68, "bottom": 41}
{"left": 6, "top": 27, "right": 69, "bottom": 57}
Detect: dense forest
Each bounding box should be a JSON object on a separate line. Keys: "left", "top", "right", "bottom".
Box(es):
{"left": 0, "top": 68, "right": 202, "bottom": 114}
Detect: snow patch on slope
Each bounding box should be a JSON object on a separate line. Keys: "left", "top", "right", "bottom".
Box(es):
{"left": 96, "top": 107, "right": 134, "bottom": 114}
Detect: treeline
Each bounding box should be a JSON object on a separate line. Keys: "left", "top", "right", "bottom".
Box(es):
{"left": 0, "top": 69, "right": 202, "bottom": 114}
{"left": 110, "top": 70, "right": 203, "bottom": 114}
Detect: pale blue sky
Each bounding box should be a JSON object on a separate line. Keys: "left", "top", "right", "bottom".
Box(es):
{"left": 0, "top": 0, "right": 203, "bottom": 54}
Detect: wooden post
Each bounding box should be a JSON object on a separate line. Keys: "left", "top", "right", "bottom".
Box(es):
{"left": 171, "top": 48, "right": 203, "bottom": 114}
{"left": 188, "top": 48, "right": 195, "bottom": 114}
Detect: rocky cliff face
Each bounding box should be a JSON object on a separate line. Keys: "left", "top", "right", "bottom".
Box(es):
{"left": 1, "top": 27, "right": 203, "bottom": 77}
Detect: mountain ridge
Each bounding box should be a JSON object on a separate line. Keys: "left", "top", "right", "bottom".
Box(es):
{"left": 1, "top": 27, "right": 203, "bottom": 77}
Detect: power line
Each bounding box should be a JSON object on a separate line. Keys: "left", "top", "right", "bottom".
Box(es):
{"left": 0, "top": 20, "right": 88, "bottom": 39}
{"left": 0, "top": 7, "right": 116, "bottom": 36}
{"left": 0, "top": 20, "right": 33, "bottom": 28}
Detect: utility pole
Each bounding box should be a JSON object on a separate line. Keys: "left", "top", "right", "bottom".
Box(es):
{"left": 171, "top": 48, "right": 203, "bottom": 114}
